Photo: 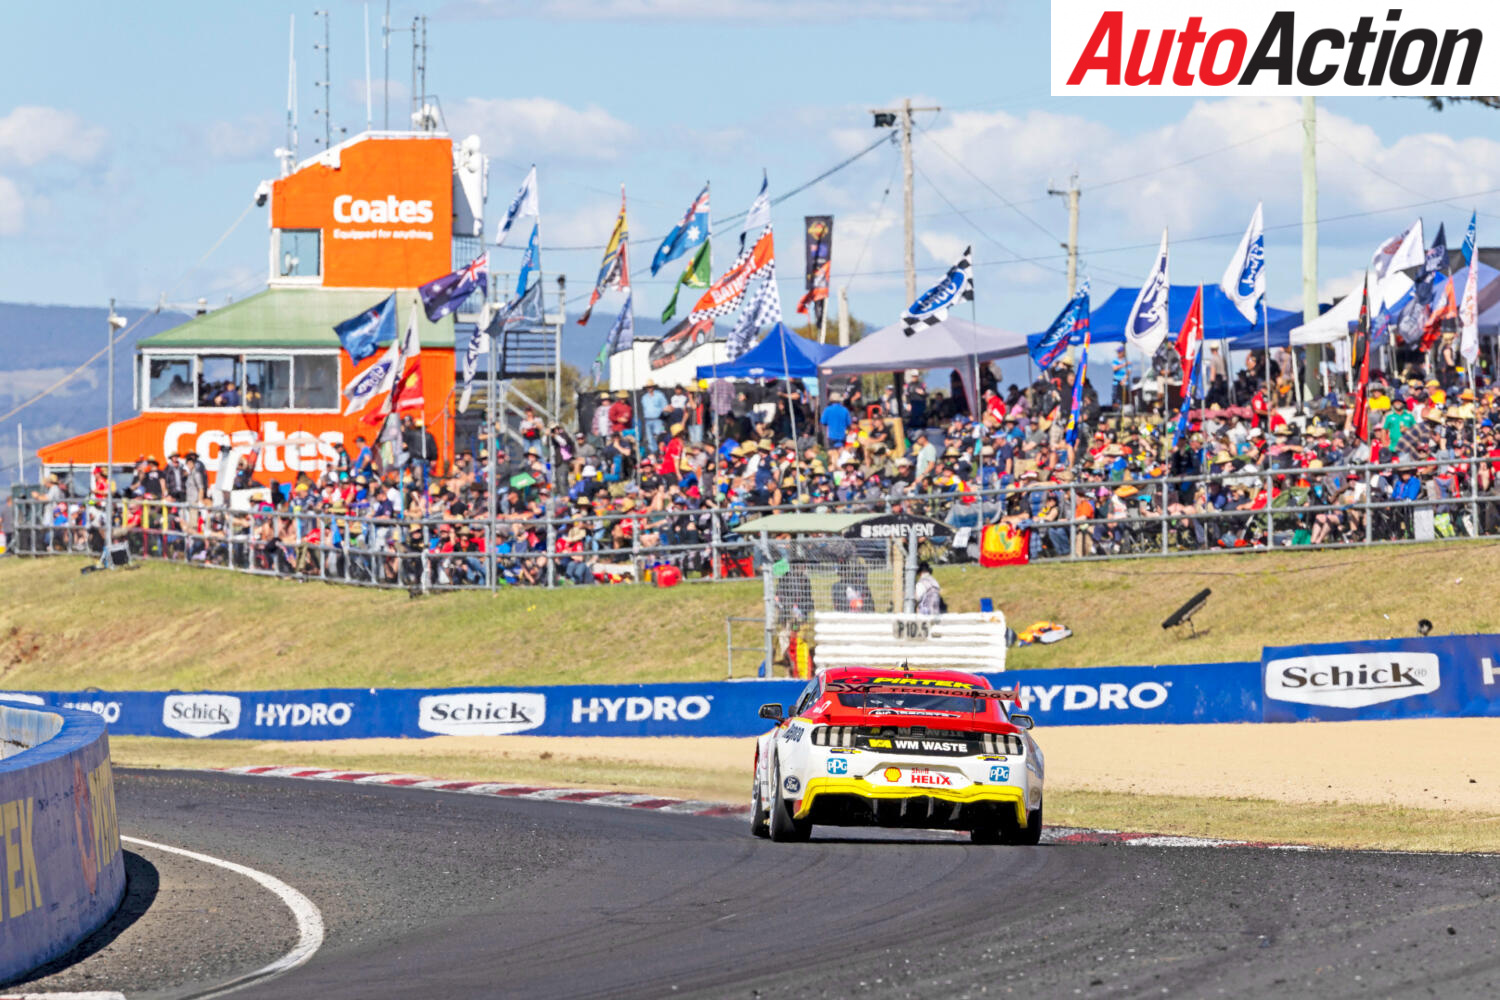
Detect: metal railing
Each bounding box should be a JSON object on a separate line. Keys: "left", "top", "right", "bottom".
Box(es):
{"left": 10, "top": 453, "right": 1500, "bottom": 587}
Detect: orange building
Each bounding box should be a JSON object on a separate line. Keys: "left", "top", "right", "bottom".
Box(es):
{"left": 40, "top": 131, "right": 489, "bottom": 484}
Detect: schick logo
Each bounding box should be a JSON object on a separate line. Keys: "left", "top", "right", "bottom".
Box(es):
{"left": 417, "top": 693, "right": 545, "bottom": 736}
{"left": 1265, "top": 652, "right": 1441, "bottom": 709}
{"left": 162, "top": 694, "right": 242, "bottom": 737}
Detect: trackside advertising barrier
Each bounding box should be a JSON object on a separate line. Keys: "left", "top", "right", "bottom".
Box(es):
{"left": 4, "top": 635, "right": 1496, "bottom": 743}
{"left": 0, "top": 702, "right": 124, "bottom": 984}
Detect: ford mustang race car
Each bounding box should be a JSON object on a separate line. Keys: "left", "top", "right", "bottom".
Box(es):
{"left": 751, "top": 666, "right": 1044, "bottom": 844}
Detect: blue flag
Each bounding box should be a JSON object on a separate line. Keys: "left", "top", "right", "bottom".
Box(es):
{"left": 1462, "top": 210, "right": 1477, "bottom": 267}
{"left": 516, "top": 224, "right": 540, "bottom": 298}
{"left": 651, "top": 183, "right": 711, "bottom": 276}
{"left": 419, "top": 253, "right": 488, "bottom": 323}
{"left": 1063, "top": 280, "right": 1091, "bottom": 448}
{"left": 1032, "top": 284, "right": 1089, "bottom": 370}
{"left": 333, "top": 293, "right": 396, "bottom": 363}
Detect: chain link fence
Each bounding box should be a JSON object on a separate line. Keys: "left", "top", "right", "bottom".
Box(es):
{"left": 9, "top": 454, "right": 1500, "bottom": 589}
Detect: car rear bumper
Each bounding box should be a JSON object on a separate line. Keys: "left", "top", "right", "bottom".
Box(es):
{"left": 795, "top": 776, "right": 1027, "bottom": 826}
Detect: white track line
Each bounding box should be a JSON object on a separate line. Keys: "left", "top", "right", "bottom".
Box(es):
{"left": 121, "top": 836, "right": 325, "bottom": 998}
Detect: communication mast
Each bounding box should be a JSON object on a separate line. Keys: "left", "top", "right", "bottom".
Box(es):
{"left": 281, "top": 14, "right": 298, "bottom": 175}
{"left": 312, "top": 9, "right": 341, "bottom": 148}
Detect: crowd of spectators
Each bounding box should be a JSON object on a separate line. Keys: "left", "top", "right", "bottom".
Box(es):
{"left": 16, "top": 333, "right": 1500, "bottom": 585}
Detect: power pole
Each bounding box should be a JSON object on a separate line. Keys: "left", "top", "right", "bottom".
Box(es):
{"left": 1301, "top": 95, "right": 1322, "bottom": 395}
{"left": 872, "top": 98, "right": 941, "bottom": 304}
{"left": 1048, "top": 172, "right": 1081, "bottom": 298}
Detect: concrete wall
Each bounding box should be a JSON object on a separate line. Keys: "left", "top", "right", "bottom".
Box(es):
{"left": 0, "top": 701, "right": 124, "bottom": 984}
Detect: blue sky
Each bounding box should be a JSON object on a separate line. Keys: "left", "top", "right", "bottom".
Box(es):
{"left": 5, "top": 0, "right": 1500, "bottom": 357}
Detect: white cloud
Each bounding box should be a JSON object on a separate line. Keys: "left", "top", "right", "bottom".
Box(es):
{"left": 444, "top": 0, "right": 989, "bottom": 21}
{"left": 448, "top": 96, "right": 636, "bottom": 165}
{"left": 197, "top": 113, "right": 283, "bottom": 163}
{"left": 0, "top": 175, "right": 23, "bottom": 234}
{"left": 0, "top": 105, "right": 107, "bottom": 168}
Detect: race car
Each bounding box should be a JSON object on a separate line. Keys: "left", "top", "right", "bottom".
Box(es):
{"left": 751, "top": 666, "right": 1044, "bottom": 844}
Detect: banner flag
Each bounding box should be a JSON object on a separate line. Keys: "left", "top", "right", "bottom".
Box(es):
{"left": 342, "top": 339, "right": 399, "bottom": 415}
{"left": 579, "top": 187, "right": 630, "bottom": 325}
{"left": 1126, "top": 229, "right": 1169, "bottom": 355}
{"left": 648, "top": 317, "right": 715, "bottom": 370}
{"left": 494, "top": 165, "right": 538, "bottom": 248}
{"left": 901, "top": 245, "right": 973, "bottom": 337}
{"left": 515, "top": 223, "right": 540, "bottom": 298}
{"left": 1031, "top": 284, "right": 1089, "bottom": 369}
{"left": 1350, "top": 274, "right": 1373, "bottom": 443}
{"left": 1462, "top": 209, "right": 1478, "bottom": 266}
{"left": 419, "top": 253, "right": 488, "bottom": 323}
{"left": 662, "top": 240, "right": 711, "bottom": 323}
{"left": 1065, "top": 279, "right": 1093, "bottom": 448}
{"left": 740, "top": 172, "right": 770, "bottom": 253}
{"left": 688, "top": 227, "right": 775, "bottom": 325}
{"left": 651, "top": 183, "right": 710, "bottom": 276}
{"left": 1218, "top": 202, "right": 1265, "bottom": 323}
{"left": 333, "top": 293, "right": 396, "bottom": 363}
{"left": 796, "top": 215, "right": 833, "bottom": 326}
{"left": 1461, "top": 218, "right": 1481, "bottom": 366}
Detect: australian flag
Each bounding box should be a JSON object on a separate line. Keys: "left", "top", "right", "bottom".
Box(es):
{"left": 1031, "top": 284, "right": 1089, "bottom": 370}
{"left": 333, "top": 293, "right": 396, "bottom": 363}
{"left": 419, "top": 253, "right": 488, "bottom": 323}
{"left": 651, "top": 184, "right": 710, "bottom": 276}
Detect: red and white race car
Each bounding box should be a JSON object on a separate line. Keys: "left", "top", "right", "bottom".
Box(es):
{"left": 751, "top": 666, "right": 1044, "bottom": 843}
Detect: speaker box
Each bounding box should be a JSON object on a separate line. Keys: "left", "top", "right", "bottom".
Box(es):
{"left": 105, "top": 543, "right": 130, "bottom": 568}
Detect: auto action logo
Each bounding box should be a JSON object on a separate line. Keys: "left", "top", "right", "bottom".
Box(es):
{"left": 1051, "top": 2, "right": 1496, "bottom": 97}
{"left": 162, "top": 694, "right": 242, "bottom": 738}
{"left": 418, "top": 693, "right": 546, "bottom": 736}
{"left": 1265, "top": 651, "right": 1440, "bottom": 709}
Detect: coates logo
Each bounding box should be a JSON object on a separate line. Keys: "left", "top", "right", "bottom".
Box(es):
{"left": 333, "top": 194, "right": 435, "bottom": 225}
{"left": 1265, "top": 651, "right": 1440, "bottom": 708}
{"left": 418, "top": 693, "right": 546, "bottom": 736}
{"left": 1051, "top": 2, "right": 1494, "bottom": 97}
{"left": 162, "top": 694, "right": 242, "bottom": 737}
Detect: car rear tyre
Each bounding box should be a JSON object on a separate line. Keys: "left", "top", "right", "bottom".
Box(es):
{"left": 768, "top": 756, "right": 812, "bottom": 843}
{"left": 750, "top": 761, "right": 770, "bottom": 839}
{"left": 1014, "top": 802, "right": 1044, "bottom": 845}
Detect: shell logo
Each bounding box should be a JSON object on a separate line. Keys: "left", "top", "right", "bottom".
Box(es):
{"left": 883, "top": 767, "right": 902, "bottom": 783}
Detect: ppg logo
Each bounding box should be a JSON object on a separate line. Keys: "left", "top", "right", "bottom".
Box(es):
{"left": 989, "top": 765, "right": 1011, "bottom": 783}
{"left": 826, "top": 757, "right": 849, "bottom": 775}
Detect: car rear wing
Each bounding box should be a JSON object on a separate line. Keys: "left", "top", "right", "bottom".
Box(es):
{"left": 823, "top": 679, "right": 1020, "bottom": 702}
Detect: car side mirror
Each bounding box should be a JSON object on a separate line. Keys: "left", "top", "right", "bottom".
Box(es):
{"left": 1009, "top": 713, "right": 1034, "bottom": 730}
{"left": 759, "top": 703, "right": 784, "bottom": 721}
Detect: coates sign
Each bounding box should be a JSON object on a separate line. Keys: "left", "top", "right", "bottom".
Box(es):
{"left": 1051, "top": 2, "right": 1496, "bottom": 96}
{"left": 1264, "top": 651, "right": 1440, "bottom": 708}
{"left": 271, "top": 134, "right": 452, "bottom": 288}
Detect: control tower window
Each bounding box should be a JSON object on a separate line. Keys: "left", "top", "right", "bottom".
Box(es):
{"left": 294, "top": 355, "right": 339, "bottom": 409}
{"left": 245, "top": 357, "right": 292, "bottom": 409}
{"left": 277, "top": 229, "right": 321, "bottom": 278}
{"left": 148, "top": 357, "right": 194, "bottom": 408}
{"left": 199, "top": 355, "right": 243, "bottom": 407}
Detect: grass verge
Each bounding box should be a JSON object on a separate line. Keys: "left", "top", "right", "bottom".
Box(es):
{"left": 8, "top": 538, "right": 1500, "bottom": 688}
{"left": 112, "top": 736, "right": 1500, "bottom": 854}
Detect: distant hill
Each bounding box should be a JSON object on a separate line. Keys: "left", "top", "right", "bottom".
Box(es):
{"left": 1, "top": 302, "right": 190, "bottom": 487}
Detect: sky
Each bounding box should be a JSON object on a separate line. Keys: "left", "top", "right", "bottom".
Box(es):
{"left": 5, "top": 0, "right": 1500, "bottom": 360}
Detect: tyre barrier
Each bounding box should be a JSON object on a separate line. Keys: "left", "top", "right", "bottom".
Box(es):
{"left": 0, "top": 700, "right": 124, "bottom": 985}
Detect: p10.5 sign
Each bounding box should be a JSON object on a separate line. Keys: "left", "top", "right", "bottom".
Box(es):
{"left": 1052, "top": 2, "right": 1498, "bottom": 97}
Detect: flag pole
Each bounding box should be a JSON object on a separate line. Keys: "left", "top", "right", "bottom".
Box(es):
{"left": 486, "top": 310, "right": 497, "bottom": 594}
{"left": 776, "top": 316, "right": 805, "bottom": 501}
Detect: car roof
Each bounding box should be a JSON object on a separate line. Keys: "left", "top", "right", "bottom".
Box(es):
{"left": 819, "top": 666, "right": 993, "bottom": 688}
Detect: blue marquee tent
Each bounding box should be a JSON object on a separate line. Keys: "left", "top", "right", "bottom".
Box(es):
{"left": 695, "top": 322, "right": 841, "bottom": 380}
{"left": 1027, "top": 284, "right": 1301, "bottom": 354}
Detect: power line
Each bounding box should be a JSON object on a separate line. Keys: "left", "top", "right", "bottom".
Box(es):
{"left": 913, "top": 124, "right": 1063, "bottom": 243}
{"left": 912, "top": 159, "right": 1068, "bottom": 277}
{"left": 515, "top": 131, "right": 896, "bottom": 253}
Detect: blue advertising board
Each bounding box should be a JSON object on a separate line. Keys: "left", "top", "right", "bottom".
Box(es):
{"left": 1260, "top": 634, "right": 1500, "bottom": 723}
{"left": 5, "top": 634, "right": 1498, "bottom": 742}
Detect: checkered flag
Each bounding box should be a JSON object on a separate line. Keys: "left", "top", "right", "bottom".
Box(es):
{"left": 726, "top": 265, "right": 782, "bottom": 360}
{"left": 688, "top": 226, "right": 776, "bottom": 326}
{"left": 901, "top": 245, "right": 974, "bottom": 336}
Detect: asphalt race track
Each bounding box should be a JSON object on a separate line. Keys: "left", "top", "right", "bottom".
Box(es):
{"left": 11, "top": 769, "right": 1500, "bottom": 999}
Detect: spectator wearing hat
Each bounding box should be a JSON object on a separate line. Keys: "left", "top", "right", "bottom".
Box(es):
{"left": 820, "top": 392, "right": 851, "bottom": 448}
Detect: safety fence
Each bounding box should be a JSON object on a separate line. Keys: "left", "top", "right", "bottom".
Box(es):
{"left": 6, "top": 633, "right": 1497, "bottom": 741}
{"left": 9, "top": 454, "right": 1500, "bottom": 590}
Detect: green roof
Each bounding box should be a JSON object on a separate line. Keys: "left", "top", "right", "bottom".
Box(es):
{"left": 138, "top": 287, "right": 454, "bottom": 351}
